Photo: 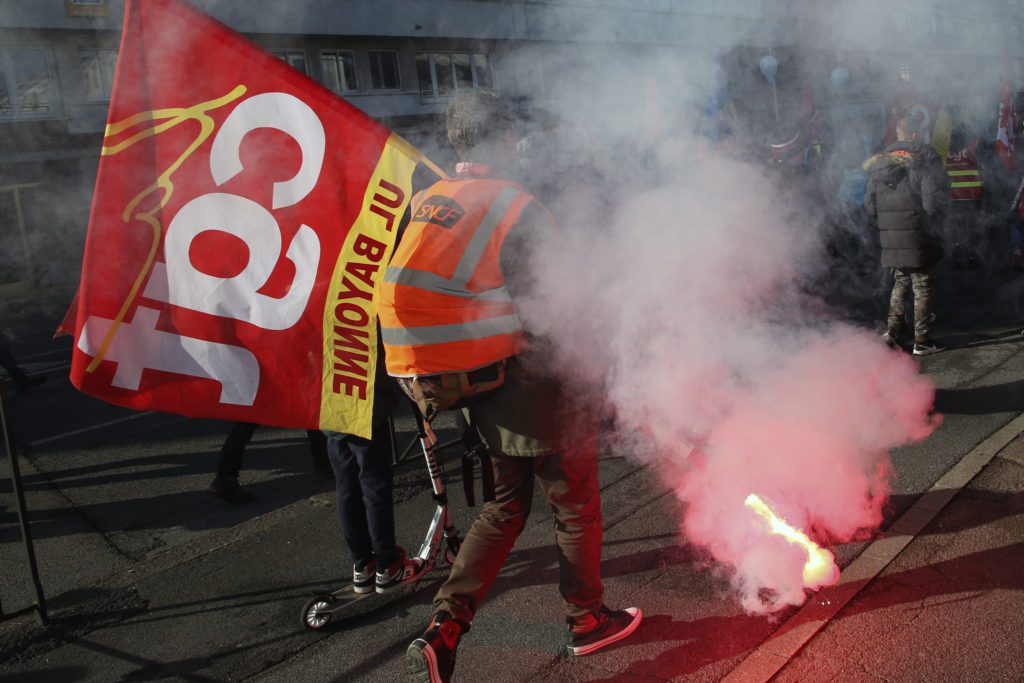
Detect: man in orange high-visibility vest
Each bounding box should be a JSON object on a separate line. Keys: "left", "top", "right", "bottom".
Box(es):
{"left": 387, "top": 91, "right": 642, "bottom": 683}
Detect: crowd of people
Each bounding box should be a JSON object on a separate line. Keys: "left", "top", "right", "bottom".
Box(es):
{"left": 698, "top": 89, "right": 1024, "bottom": 356}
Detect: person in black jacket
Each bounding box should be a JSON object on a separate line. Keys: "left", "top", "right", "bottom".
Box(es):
{"left": 865, "top": 114, "right": 950, "bottom": 355}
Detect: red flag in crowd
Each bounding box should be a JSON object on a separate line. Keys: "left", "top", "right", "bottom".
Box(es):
{"left": 63, "top": 0, "right": 443, "bottom": 438}
{"left": 996, "top": 54, "right": 1016, "bottom": 174}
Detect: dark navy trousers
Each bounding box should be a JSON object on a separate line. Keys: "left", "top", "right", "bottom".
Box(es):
{"left": 325, "top": 414, "right": 399, "bottom": 569}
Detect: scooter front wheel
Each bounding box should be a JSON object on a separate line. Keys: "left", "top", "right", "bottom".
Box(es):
{"left": 301, "top": 594, "right": 335, "bottom": 630}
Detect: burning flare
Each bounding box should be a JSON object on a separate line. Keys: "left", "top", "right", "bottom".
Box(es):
{"left": 744, "top": 493, "right": 839, "bottom": 589}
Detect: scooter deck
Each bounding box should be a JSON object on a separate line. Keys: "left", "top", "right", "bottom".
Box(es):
{"left": 302, "top": 572, "right": 436, "bottom": 629}
{"left": 331, "top": 581, "right": 423, "bottom": 611}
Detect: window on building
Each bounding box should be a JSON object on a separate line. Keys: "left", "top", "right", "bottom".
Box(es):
{"left": 899, "top": 65, "right": 912, "bottom": 82}
{"left": 415, "top": 53, "right": 493, "bottom": 99}
{"left": 0, "top": 48, "right": 56, "bottom": 118}
{"left": 415, "top": 54, "right": 432, "bottom": 99}
{"left": 321, "top": 50, "right": 356, "bottom": 92}
{"left": 473, "top": 54, "right": 493, "bottom": 89}
{"left": 270, "top": 49, "right": 308, "bottom": 75}
{"left": 0, "top": 63, "right": 9, "bottom": 113}
{"left": 452, "top": 54, "right": 473, "bottom": 91}
{"left": 369, "top": 50, "right": 401, "bottom": 90}
{"left": 80, "top": 48, "right": 118, "bottom": 101}
{"left": 433, "top": 54, "right": 453, "bottom": 97}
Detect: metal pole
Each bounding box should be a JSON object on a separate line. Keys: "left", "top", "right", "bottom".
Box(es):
{"left": 0, "top": 377, "right": 48, "bottom": 625}
{"left": 387, "top": 414, "right": 398, "bottom": 465}
{"left": 769, "top": 48, "right": 780, "bottom": 126}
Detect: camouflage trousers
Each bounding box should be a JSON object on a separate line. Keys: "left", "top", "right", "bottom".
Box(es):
{"left": 887, "top": 267, "right": 934, "bottom": 341}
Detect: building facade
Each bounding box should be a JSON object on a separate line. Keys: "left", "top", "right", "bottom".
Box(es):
{"left": 2, "top": 0, "right": 1024, "bottom": 318}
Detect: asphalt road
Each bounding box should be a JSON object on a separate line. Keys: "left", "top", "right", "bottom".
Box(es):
{"left": 2, "top": 261, "right": 1024, "bottom": 681}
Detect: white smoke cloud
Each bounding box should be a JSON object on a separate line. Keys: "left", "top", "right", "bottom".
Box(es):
{"left": 508, "top": 12, "right": 953, "bottom": 613}
{"left": 519, "top": 134, "right": 938, "bottom": 612}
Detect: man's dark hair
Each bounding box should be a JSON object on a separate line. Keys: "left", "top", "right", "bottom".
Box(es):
{"left": 446, "top": 89, "right": 515, "bottom": 159}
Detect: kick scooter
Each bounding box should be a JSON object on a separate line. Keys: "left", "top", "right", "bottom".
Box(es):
{"left": 300, "top": 407, "right": 462, "bottom": 630}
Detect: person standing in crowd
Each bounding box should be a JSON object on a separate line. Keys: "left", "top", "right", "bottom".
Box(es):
{"left": 379, "top": 90, "right": 641, "bottom": 683}
{"left": 865, "top": 114, "right": 950, "bottom": 355}
{"left": 322, "top": 339, "right": 428, "bottom": 594}
{"left": 207, "top": 423, "right": 332, "bottom": 504}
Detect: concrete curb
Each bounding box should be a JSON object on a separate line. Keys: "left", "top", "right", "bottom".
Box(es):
{"left": 721, "top": 412, "right": 1024, "bottom": 683}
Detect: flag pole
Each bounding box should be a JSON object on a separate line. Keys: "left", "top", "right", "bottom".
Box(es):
{"left": 770, "top": 49, "right": 780, "bottom": 125}
{"left": 0, "top": 377, "right": 48, "bottom": 626}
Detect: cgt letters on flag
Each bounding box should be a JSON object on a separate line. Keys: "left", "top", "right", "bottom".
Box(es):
{"left": 66, "top": 0, "right": 442, "bottom": 438}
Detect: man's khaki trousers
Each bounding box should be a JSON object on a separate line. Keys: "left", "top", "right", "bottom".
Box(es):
{"left": 432, "top": 444, "right": 605, "bottom": 623}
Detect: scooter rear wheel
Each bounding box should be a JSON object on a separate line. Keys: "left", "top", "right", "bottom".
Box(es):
{"left": 301, "top": 594, "right": 335, "bottom": 630}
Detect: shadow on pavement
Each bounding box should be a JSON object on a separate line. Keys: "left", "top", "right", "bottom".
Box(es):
{"left": 882, "top": 490, "right": 1024, "bottom": 538}
{"left": 0, "top": 470, "right": 325, "bottom": 544}
{"left": 838, "top": 541, "right": 1024, "bottom": 621}
{"left": 119, "top": 577, "right": 354, "bottom": 624}
{"left": 935, "top": 379, "right": 1024, "bottom": 415}
{"left": 576, "top": 612, "right": 777, "bottom": 681}
{"left": 6, "top": 667, "right": 89, "bottom": 682}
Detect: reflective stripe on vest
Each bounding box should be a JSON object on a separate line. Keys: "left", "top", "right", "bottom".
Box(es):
{"left": 382, "top": 186, "right": 521, "bottom": 304}
{"left": 380, "top": 314, "right": 522, "bottom": 347}
{"left": 948, "top": 169, "right": 982, "bottom": 188}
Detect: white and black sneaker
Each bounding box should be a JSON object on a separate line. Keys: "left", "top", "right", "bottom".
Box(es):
{"left": 567, "top": 606, "right": 643, "bottom": 656}
{"left": 912, "top": 339, "right": 945, "bottom": 356}
{"left": 376, "top": 549, "right": 428, "bottom": 594}
{"left": 353, "top": 559, "right": 375, "bottom": 594}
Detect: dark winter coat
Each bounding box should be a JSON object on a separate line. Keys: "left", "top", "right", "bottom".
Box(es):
{"left": 864, "top": 141, "right": 950, "bottom": 269}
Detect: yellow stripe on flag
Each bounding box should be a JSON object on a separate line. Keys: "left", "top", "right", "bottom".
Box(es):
{"left": 319, "top": 135, "right": 421, "bottom": 438}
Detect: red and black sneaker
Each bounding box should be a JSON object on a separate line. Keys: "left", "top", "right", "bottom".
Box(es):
{"left": 376, "top": 547, "right": 428, "bottom": 594}
{"left": 406, "top": 611, "right": 467, "bottom": 683}
{"left": 567, "top": 605, "right": 643, "bottom": 656}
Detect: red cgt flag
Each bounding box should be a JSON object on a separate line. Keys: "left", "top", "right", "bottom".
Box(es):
{"left": 64, "top": 0, "right": 443, "bottom": 438}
